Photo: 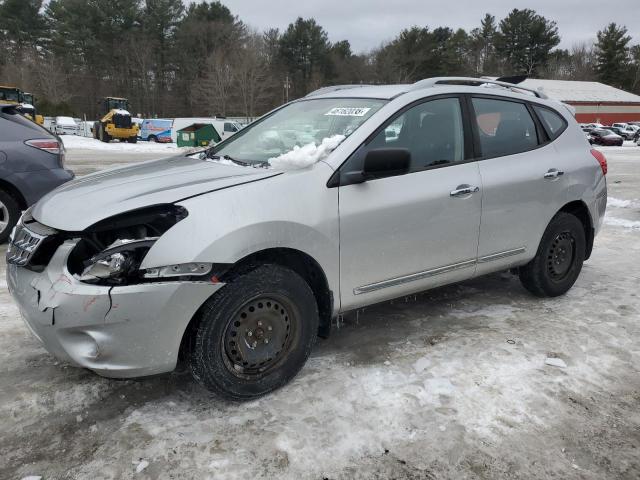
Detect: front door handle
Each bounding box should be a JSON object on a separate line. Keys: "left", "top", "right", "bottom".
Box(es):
{"left": 544, "top": 168, "right": 565, "bottom": 179}
{"left": 450, "top": 185, "right": 480, "bottom": 197}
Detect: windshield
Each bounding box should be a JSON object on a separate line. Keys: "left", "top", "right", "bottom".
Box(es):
{"left": 108, "top": 99, "right": 130, "bottom": 110}
{"left": 0, "top": 88, "right": 21, "bottom": 103}
{"left": 212, "top": 98, "right": 386, "bottom": 165}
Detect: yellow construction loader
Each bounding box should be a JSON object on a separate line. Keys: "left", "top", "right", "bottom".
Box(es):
{"left": 21, "top": 92, "right": 45, "bottom": 126}
{"left": 93, "top": 97, "right": 139, "bottom": 143}
{"left": 0, "top": 86, "right": 44, "bottom": 125}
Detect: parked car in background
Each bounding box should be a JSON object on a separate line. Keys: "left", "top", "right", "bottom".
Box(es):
{"left": 6, "top": 77, "right": 607, "bottom": 400}
{"left": 606, "top": 126, "right": 634, "bottom": 140}
{"left": 584, "top": 123, "right": 604, "bottom": 130}
{"left": 0, "top": 103, "right": 74, "bottom": 242}
{"left": 53, "top": 116, "right": 79, "bottom": 135}
{"left": 588, "top": 128, "right": 624, "bottom": 146}
{"left": 140, "top": 118, "right": 173, "bottom": 142}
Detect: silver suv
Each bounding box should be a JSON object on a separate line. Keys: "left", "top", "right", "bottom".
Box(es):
{"left": 7, "top": 78, "right": 607, "bottom": 400}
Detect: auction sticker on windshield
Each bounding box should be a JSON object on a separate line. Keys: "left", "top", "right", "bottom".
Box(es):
{"left": 325, "top": 107, "right": 372, "bottom": 117}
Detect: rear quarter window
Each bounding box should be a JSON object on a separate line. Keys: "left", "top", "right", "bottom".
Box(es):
{"left": 532, "top": 105, "right": 567, "bottom": 141}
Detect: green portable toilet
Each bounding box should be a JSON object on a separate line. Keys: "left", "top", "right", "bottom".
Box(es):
{"left": 176, "top": 123, "right": 221, "bottom": 147}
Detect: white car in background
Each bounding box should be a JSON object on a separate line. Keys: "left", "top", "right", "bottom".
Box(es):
{"left": 53, "top": 116, "right": 79, "bottom": 135}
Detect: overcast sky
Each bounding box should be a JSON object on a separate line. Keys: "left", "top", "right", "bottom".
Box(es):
{"left": 196, "top": 0, "right": 639, "bottom": 53}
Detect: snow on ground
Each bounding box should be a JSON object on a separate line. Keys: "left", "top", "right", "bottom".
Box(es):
{"left": 1, "top": 146, "right": 639, "bottom": 479}
{"left": 60, "top": 134, "right": 193, "bottom": 153}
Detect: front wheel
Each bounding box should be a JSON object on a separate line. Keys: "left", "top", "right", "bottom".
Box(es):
{"left": 189, "top": 264, "right": 319, "bottom": 400}
{"left": 519, "top": 212, "right": 586, "bottom": 297}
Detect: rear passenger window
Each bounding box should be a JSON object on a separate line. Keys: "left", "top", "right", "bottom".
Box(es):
{"left": 472, "top": 98, "right": 538, "bottom": 158}
{"left": 533, "top": 106, "right": 566, "bottom": 140}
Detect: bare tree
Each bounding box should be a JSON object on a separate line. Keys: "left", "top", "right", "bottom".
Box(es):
{"left": 33, "top": 54, "right": 73, "bottom": 104}
{"left": 195, "top": 49, "right": 235, "bottom": 116}
{"left": 234, "top": 32, "right": 271, "bottom": 120}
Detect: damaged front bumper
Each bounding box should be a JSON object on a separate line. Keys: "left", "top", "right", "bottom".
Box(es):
{"left": 7, "top": 240, "right": 223, "bottom": 378}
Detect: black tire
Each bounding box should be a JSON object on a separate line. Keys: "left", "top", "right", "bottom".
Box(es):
{"left": 519, "top": 212, "right": 586, "bottom": 297}
{"left": 190, "top": 264, "right": 319, "bottom": 400}
{"left": 98, "top": 124, "right": 110, "bottom": 143}
{"left": 0, "top": 189, "right": 21, "bottom": 243}
{"left": 148, "top": 135, "right": 157, "bottom": 143}
{"left": 127, "top": 136, "right": 137, "bottom": 143}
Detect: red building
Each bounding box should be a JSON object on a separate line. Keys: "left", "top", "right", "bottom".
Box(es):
{"left": 519, "top": 79, "right": 640, "bottom": 124}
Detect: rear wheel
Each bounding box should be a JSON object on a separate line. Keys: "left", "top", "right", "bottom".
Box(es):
{"left": 519, "top": 212, "right": 586, "bottom": 297}
{"left": 127, "top": 136, "right": 137, "bottom": 144}
{"left": 189, "top": 264, "right": 319, "bottom": 400}
{"left": 0, "top": 189, "right": 21, "bottom": 243}
{"left": 148, "top": 135, "right": 157, "bottom": 143}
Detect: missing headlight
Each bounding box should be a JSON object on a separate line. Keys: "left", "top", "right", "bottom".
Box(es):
{"left": 68, "top": 205, "right": 187, "bottom": 285}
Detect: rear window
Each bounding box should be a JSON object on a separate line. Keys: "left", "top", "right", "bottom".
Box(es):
{"left": 533, "top": 106, "right": 567, "bottom": 140}
{"left": 472, "top": 98, "right": 538, "bottom": 158}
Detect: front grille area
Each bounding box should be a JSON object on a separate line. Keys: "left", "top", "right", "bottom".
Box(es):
{"left": 7, "top": 215, "right": 61, "bottom": 268}
{"left": 6, "top": 224, "right": 48, "bottom": 266}
{"left": 113, "top": 113, "right": 132, "bottom": 129}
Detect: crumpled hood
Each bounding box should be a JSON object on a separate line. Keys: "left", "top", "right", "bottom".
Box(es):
{"left": 33, "top": 155, "right": 279, "bottom": 231}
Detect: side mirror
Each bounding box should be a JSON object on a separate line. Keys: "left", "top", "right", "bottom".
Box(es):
{"left": 363, "top": 148, "right": 411, "bottom": 179}
{"left": 342, "top": 148, "right": 411, "bottom": 185}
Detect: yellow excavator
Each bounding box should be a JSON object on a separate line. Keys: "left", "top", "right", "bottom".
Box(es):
{"left": 0, "top": 86, "right": 44, "bottom": 125}
{"left": 93, "top": 97, "right": 139, "bottom": 143}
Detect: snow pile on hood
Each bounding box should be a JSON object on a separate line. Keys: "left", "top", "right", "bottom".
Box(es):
{"left": 268, "top": 134, "right": 345, "bottom": 170}
{"left": 113, "top": 109, "right": 131, "bottom": 116}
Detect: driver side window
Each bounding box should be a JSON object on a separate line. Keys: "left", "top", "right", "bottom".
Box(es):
{"left": 367, "top": 97, "right": 465, "bottom": 172}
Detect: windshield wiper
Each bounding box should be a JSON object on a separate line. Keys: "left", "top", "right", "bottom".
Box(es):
{"left": 208, "top": 154, "right": 251, "bottom": 166}
{"left": 207, "top": 152, "right": 270, "bottom": 168}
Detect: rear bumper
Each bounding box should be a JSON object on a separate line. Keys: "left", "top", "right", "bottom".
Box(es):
{"left": 7, "top": 240, "right": 222, "bottom": 378}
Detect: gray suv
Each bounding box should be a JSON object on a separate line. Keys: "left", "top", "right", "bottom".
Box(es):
{"left": 6, "top": 78, "right": 607, "bottom": 400}
{"left": 0, "top": 104, "right": 74, "bottom": 242}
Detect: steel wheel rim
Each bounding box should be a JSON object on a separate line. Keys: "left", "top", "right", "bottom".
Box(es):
{"left": 0, "top": 201, "right": 9, "bottom": 233}
{"left": 222, "top": 295, "right": 298, "bottom": 378}
{"left": 547, "top": 231, "right": 575, "bottom": 281}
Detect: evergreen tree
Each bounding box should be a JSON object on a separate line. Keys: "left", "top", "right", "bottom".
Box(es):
{"left": 495, "top": 9, "right": 560, "bottom": 76}
{"left": 278, "top": 17, "right": 331, "bottom": 96}
{"left": 594, "top": 23, "right": 631, "bottom": 88}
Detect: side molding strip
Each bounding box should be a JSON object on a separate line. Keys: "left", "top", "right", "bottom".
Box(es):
{"left": 477, "top": 247, "right": 526, "bottom": 263}
{"left": 353, "top": 259, "right": 476, "bottom": 295}
{"left": 353, "top": 247, "right": 526, "bottom": 295}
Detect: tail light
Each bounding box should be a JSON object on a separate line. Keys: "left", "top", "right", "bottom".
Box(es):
{"left": 590, "top": 149, "right": 607, "bottom": 176}
{"left": 25, "top": 139, "right": 61, "bottom": 155}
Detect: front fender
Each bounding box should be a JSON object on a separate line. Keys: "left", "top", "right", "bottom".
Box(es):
{"left": 140, "top": 163, "right": 340, "bottom": 302}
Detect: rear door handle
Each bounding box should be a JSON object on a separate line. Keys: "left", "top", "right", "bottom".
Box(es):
{"left": 450, "top": 185, "right": 480, "bottom": 197}
{"left": 544, "top": 169, "right": 564, "bottom": 179}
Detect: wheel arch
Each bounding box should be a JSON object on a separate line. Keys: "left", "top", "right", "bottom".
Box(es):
{"left": 178, "top": 247, "right": 334, "bottom": 364}
{"left": 0, "top": 178, "right": 27, "bottom": 210}
{"left": 557, "top": 200, "right": 594, "bottom": 260}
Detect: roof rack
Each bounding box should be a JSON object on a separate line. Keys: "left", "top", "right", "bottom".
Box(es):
{"left": 305, "top": 84, "right": 374, "bottom": 98}
{"left": 410, "top": 77, "right": 548, "bottom": 99}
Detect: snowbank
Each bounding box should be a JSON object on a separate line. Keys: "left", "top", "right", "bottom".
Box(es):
{"left": 268, "top": 135, "right": 345, "bottom": 170}
{"left": 60, "top": 135, "right": 189, "bottom": 153}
